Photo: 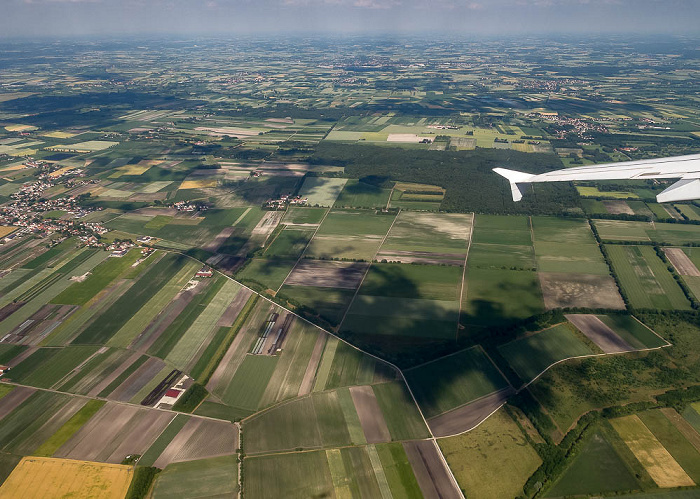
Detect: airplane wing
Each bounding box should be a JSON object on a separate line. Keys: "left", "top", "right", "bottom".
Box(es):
{"left": 494, "top": 153, "right": 700, "bottom": 203}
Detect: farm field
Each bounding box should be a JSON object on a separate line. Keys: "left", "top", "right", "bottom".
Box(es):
{"left": 0, "top": 457, "right": 132, "bottom": 499}
{"left": 546, "top": 427, "right": 642, "bottom": 497}
{"left": 151, "top": 455, "right": 238, "bottom": 498}
{"left": 297, "top": 177, "right": 347, "bottom": 207}
{"left": 594, "top": 219, "right": 700, "bottom": 244}
{"left": 610, "top": 415, "right": 695, "bottom": 488}
{"left": 439, "top": 409, "right": 542, "bottom": 499}
{"left": 334, "top": 179, "right": 391, "bottom": 208}
{"left": 498, "top": 323, "right": 596, "bottom": 383}
{"left": 405, "top": 346, "right": 510, "bottom": 418}
{"left": 606, "top": 245, "right": 692, "bottom": 310}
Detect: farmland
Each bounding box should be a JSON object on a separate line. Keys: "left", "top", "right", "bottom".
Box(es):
{"left": 3, "top": 34, "right": 700, "bottom": 499}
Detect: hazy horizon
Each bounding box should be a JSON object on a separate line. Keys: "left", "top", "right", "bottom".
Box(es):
{"left": 3, "top": 0, "right": 700, "bottom": 39}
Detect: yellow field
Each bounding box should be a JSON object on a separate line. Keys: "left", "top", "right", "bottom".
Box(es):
{"left": 1, "top": 163, "right": 29, "bottom": 172}
{"left": 4, "top": 124, "right": 37, "bottom": 132}
{"left": 42, "top": 131, "right": 77, "bottom": 139}
{"left": 180, "top": 179, "right": 218, "bottom": 189}
{"left": 48, "top": 166, "right": 77, "bottom": 178}
{"left": 576, "top": 186, "right": 639, "bottom": 199}
{"left": 0, "top": 226, "right": 17, "bottom": 238}
{"left": 394, "top": 182, "right": 445, "bottom": 193}
{"left": 0, "top": 457, "right": 133, "bottom": 499}
{"left": 610, "top": 415, "right": 695, "bottom": 488}
{"left": 108, "top": 164, "right": 151, "bottom": 178}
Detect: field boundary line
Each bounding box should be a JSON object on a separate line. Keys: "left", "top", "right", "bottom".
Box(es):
{"left": 275, "top": 206, "right": 331, "bottom": 293}
{"left": 455, "top": 212, "right": 474, "bottom": 341}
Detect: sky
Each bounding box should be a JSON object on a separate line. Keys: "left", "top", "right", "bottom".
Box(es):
{"left": 2, "top": 0, "right": 700, "bottom": 38}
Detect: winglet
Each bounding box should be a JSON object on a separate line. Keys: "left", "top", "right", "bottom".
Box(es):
{"left": 493, "top": 168, "right": 534, "bottom": 202}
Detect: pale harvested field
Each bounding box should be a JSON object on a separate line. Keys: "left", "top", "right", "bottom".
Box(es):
{"left": 428, "top": 387, "right": 515, "bottom": 438}
{"left": 349, "top": 386, "right": 391, "bottom": 444}
{"left": 664, "top": 248, "right": 700, "bottom": 276}
{"left": 284, "top": 260, "right": 369, "bottom": 289}
{"left": 0, "top": 226, "right": 16, "bottom": 238}
{"left": 387, "top": 133, "right": 433, "bottom": 143}
{"left": 0, "top": 457, "right": 132, "bottom": 499}
{"left": 153, "top": 418, "right": 238, "bottom": 468}
{"left": 180, "top": 179, "right": 218, "bottom": 189}
{"left": 611, "top": 415, "right": 695, "bottom": 488}
{"left": 0, "top": 387, "right": 35, "bottom": 421}
{"left": 403, "top": 440, "right": 463, "bottom": 499}
{"left": 566, "top": 314, "right": 634, "bottom": 353}
{"left": 106, "top": 357, "right": 165, "bottom": 401}
{"left": 298, "top": 331, "right": 327, "bottom": 396}
{"left": 603, "top": 200, "right": 634, "bottom": 215}
{"left": 194, "top": 126, "right": 262, "bottom": 137}
{"left": 539, "top": 272, "right": 625, "bottom": 310}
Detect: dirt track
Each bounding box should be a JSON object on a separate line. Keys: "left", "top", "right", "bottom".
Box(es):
{"left": 349, "top": 386, "right": 391, "bottom": 443}
{"left": 664, "top": 248, "right": 700, "bottom": 276}
{"left": 284, "top": 260, "right": 369, "bottom": 289}
{"left": 403, "top": 440, "right": 463, "bottom": 499}
{"left": 566, "top": 314, "right": 635, "bottom": 353}
{"left": 427, "top": 387, "right": 515, "bottom": 438}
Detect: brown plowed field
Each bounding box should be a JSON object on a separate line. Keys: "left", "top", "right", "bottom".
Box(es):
{"left": 403, "top": 440, "right": 463, "bottom": 499}
{"left": 349, "top": 386, "right": 391, "bottom": 444}
{"left": 539, "top": 272, "right": 625, "bottom": 310}
{"left": 566, "top": 314, "right": 634, "bottom": 353}
{"left": 152, "top": 418, "right": 237, "bottom": 468}
{"left": 203, "top": 227, "right": 236, "bottom": 253}
{"left": 664, "top": 248, "right": 700, "bottom": 276}
{"left": 56, "top": 403, "right": 139, "bottom": 461}
{"left": 428, "top": 387, "right": 516, "bottom": 438}
{"left": 284, "top": 260, "right": 369, "bottom": 289}
{"left": 106, "top": 357, "right": 165, "bottom": 402}
{"left": 102, "top": 410, "right": 174, "bottom": 464}
{"left": 603, "top": 200, "right": 634, "bottom": 215}
{"left": 217, "top": 288, "right": 253, "bottom": 327}
{"left": 87, "top": 352, "right": 142, "bottom": 397}
{"left": 0, "top": 386, "right": 35, "bottom": 421}
{"left": 297, "top": 331, "right": 327, "bottom": 396}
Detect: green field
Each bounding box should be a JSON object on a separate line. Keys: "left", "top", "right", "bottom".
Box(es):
{"left": 358, "top": 263, "right": 462, "bottom": 301}
{"left": 278, "top": 285, "right": 354, "bottom": 325}
{"left": 51, "top": 249, "right": 142, "bottom": 305}
{"left": 152, "top": 455, "right": 238, "bottom": 498}
{"left": 298, "top": 177, "right": 348, "bottom": 207}
{"left": 221, "top": 354, "right": 279, "bottom": 411}
{"left": 9, "top": 346, "right": 100, "bottom": 388}
{"left": 606, "top": 245, "right": 692, "bottom": 310}
{"left": 282, "top": 206, "right": 327, "bottom": 224}
{"left": 372, "top": 382, "right": 430, "bottom": 440}
{"left": 468, "top": 243, "right": 535, "bottom": 270}
{"left": 334, "top": 179, "right": 391, "bottom": 208}
{"left": 405, "top": 346, "right": 510, "bottom": 418}
{"left": 263, "top": 227, "right": 314, "bottom": 259}
{"left": 462, "top": 268, "right": 544, "bottom": 327}
{"left": 498, "top": 324, "right": 595, "bottom": 383}
{"left": 316, "top": 336, "right": 396, "bottom": 391}
{"left": 439, "top": 409, "right": 541, "bottom": 499}
{"left": 236, "top": 258, "right": 296, "bottom": 290}
{"left": 597, "top": 315, "right": 668, "bottom": 349}
{"left": 379, "top": 211, "right": 471, "bottom": 255}
{"left": 546, "top": 428, "right": 641, "bottom": 497}
{"left": 33, "top": 400, "right": 105, "bottom": 457}
{"left": 244, "top": 451, "right": 333, "bottom": 498}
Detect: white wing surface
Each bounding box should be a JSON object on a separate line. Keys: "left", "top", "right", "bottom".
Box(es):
{"left": 494, "top": 153, "right": 700, "bottom": 203}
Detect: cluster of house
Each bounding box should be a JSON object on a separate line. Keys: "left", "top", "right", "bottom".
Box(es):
{"left": 170, "top": 200, "right": 205, "bottom": 212}
{"left": 265, "top": 193, "right": 308, "bottom": 208}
